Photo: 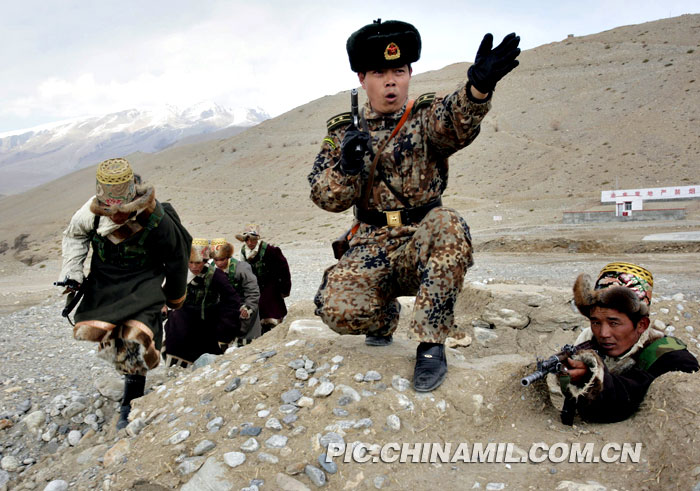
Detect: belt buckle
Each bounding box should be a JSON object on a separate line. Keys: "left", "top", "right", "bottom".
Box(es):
{"left": 385, "top": 210, "right": 402, "bottom": 228}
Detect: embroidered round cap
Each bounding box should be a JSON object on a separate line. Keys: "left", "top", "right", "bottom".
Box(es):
{"left": 95, "top": 158, "right": 136, "bottom": 206}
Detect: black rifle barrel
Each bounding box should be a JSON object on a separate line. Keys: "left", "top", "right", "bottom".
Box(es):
{"left": 351, "top": 88, "right": 359, "bottom": 127}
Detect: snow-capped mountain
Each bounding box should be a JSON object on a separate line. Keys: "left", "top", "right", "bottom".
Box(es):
{"left": 0, "top": 103, "right": 268, "bottom": 195}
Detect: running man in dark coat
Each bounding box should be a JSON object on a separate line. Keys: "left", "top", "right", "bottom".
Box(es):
{"left": 59, "top": 158, "right": 191, "bottom": 429}
{"left": 235, "top": 224, "right": 291, "bottom": 334}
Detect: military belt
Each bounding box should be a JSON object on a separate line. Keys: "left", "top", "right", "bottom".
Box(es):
{"left": 354, "top": 198, "right": 442, "bottom": 228}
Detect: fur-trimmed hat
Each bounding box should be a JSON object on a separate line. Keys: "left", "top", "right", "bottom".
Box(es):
{"left": 346, "top": 19, "right": 421, "bottom": 73}
{"left": 235, "top": 223, "right": 261, "bottom": 242}
{"left": 210, "top": 238, "right": 234, "bottom": 260}
{"left": 573, "top": 262, "right": 653, "bottom": 319}
{"left": 190, "top": 238, "right": 210, "bottom": 263}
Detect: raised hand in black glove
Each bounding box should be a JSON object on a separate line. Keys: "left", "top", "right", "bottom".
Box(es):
{"left": 339, "top": 128, "right": 370, "bottom": 176}
{"left": 467, "top": 32, "right": 521, "bottom": 94}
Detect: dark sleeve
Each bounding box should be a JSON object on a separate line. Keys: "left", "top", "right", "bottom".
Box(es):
{"left": 158, "top": 202, "right": 193, "bottom": 308}
{"left": 269, "top": 246, "right": 291, "bottom": 297}
{"left": 575, "top": 366, "right": 655, "bottom": 423}
{"left": 577, "top": 350, "right": 699, "bottom": 423}
{"left": 211, "top": 268, "right": 243, "bottom": 339}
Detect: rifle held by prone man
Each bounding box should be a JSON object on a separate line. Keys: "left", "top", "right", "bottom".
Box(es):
{"left": 520, "top": 340, "right": 597, "bottom": 387}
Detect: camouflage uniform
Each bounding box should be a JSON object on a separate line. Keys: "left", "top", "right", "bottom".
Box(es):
{"left": 308, "top": 83, "right": 490, "bottom": 342}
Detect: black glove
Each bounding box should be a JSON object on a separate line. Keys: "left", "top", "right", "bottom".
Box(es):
{"left": 339, "top": 128, "right": 369, "bottom": 176}
{"left": 467, "top": 32, "right": 521, "bottom": 94}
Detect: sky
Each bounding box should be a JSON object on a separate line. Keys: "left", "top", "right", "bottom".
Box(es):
{"left": 0, "top": 0, "right": 697, "bottom": 134}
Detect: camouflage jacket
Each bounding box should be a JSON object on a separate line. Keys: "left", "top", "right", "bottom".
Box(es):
{"left": 308, "top": 82, "right": 491, "bottom": 213}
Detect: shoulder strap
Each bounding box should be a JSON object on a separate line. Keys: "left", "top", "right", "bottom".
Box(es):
{"left": 638, "top": 336, "right": 688, "bottom": 371}
{"left": 360, "top": 99, "right": 415, "bottom": 210}
{"left": 412, "top": 92, "right": 435, "bottom": 114}
{"left": 228, "top": 258, "right": 239, "bottom": 282}
{"left": 327, "top": 112, "right": 352, "bottom": 132}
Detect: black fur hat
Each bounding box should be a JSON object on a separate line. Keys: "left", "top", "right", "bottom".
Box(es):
{"left": 346, "top": 19, "right": 421, "bottom": 73}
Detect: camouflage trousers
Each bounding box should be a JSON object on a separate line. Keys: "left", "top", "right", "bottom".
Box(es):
{"left": 314, "top": 207, "right": 473, "bottom": 343}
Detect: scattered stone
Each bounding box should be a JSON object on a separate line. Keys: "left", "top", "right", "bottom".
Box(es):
{"left": 353, "top": 418, "right": 373, "bottom": 429}
{"left": 276, "top": 472, "right": 311, "bottom": 491}
{"left": 44, "top": 480, "right": 69, "bottom": 491}
{"left": 177, "top": 456, "right": 205, "bottom": 475}
{"left": 446, "top": 334, "right": 472, "bottom": 348}
{"left": 266, "top": 418, "right": 283, "bottom": 430}
{"left": 473, "top": 326, "right": 499, "bottom": 345}
{"left": 258, "top": 350, "right": 277, "bottom": 360}
{"left": 286, "top": 462, "right": 307, "bottom": 475}
{"left": 333, "top": 408, "right": 349, "bottom": 417}
{"left": 305, "top": 464, "right": 326, "bottom": 487}
{"left": 298, "top": 396, "right": 314, "bottom": 408}
{"left": 314, "top": 381, "right": 335, "bottom": 397}
{"left": 320, "top": 432, "right": 344, "bottom": 449}
{"left": 391, "top": 375, "right": 411, "bottom": 392}
{"left": 331, "top": 355, "right": 344, "bottom": 364}
{"left": 653, "top": 319, "right": 666, "bottom": 330}
{"left": 353, "top": 373, "right": 365, "bottom": 382}
{"left": 68, "top": 429, "right": 82, "bottom": 446}
{"left": 386, "top": 414, "right": 401, "bottom": 431}
{"left": 374, "top": 476, "right": 388, "bottom": 489}
{"left": 168, "top": 430, "right": 191, "bottom": 445}
{"left": 282, "top": 389, "right": 303, "bottom": 404}
{"left": 282, "top": 413, "right": 299, "bottom": 425}
{"left": 224, "top": 451, "right": 246, "bottom": 468}
{"left": 193, "top": 440, "right": 216, "bottom": 456}
{"left": 21, "top": 410, "right": 46, "bottom": 434}
{"left": 258, "top": 452, "right": 279, "bottom": 464}
{"left": 318, "top": 454, "right": 338, "bottom": 474}
{"left": 241, "top": 438, "right": 260, "bottom": 453}
{"left": 296, "top": 368, "right": 309, "bottom": 380}
{"left": 126, "top": 418, "right": 146, "bottom": 437}
{"left": 483, "top": 306, "right": 529, "bottom": 329}
{"left": 265, "top": 435, "right": 288, "bottom": 448}
{"left": 1, "top": 456, "right": 21, "bottom": 472}
{"left": 225, "top": 377, "right": 241, "bottom": 392}
{"left": 240, "top": 426, "right": 262, "bottom": 437}
{"left": 207, "top": 416, "right": 224, "bottom": 432}
{"left": 364, "top": 371, "right": 382, "bottom": 382}
{"left": 396, "top": 394, "right": 414, "bottom": 411}
{"left": 486, "top": 483, "right": 505, "bottom": 490}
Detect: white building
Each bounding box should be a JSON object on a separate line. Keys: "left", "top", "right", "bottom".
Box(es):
{"left": 601, "top": 185, "right": 699, "bottom": 217}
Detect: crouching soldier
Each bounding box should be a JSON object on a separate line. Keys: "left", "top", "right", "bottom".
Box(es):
{"left": 210, "top": 238, "right": 262, "bottom": 345}
{"left": 58, "top": 158, "right": 192, "bottom": 429}
{"left": 551, "top": 262, "right": 699, "bottom": 424}
{"left": 164, "top": 239, "right": 243, "bottom": 363}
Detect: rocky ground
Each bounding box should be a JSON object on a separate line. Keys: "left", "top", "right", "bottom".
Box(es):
{"left": 1, "top": 248, "right": 699, "bottom": 491}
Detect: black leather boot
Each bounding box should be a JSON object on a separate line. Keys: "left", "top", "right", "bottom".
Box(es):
{"left": 116, "top": 374, "right": 146, "bottom": 430}
{"left": 412, "top": 342, "right": 447, "bottom": 392}
{"left": 365, "top": 334, "right": 393, "bottom": 346}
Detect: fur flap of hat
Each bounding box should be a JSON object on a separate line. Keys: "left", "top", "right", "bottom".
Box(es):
{"left": 573, "top": 274, "right": 596, "bottom": 318}
{"left": 573, "top": 273, "right": 648, "bottom": 319}
{"left": 597, "top": 285, "right": 649, "bottom": 317}
{"left": 90, "top": 184, "right": 155, "bottom": 217}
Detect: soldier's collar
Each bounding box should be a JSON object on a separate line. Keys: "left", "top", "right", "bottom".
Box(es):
{"left": 363, "top": 100, "right": 410, "bottom": 121}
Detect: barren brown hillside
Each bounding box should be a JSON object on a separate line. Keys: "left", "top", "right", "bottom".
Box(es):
{"left": 0, "top": 14, "right": 698, "bottom": 261}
